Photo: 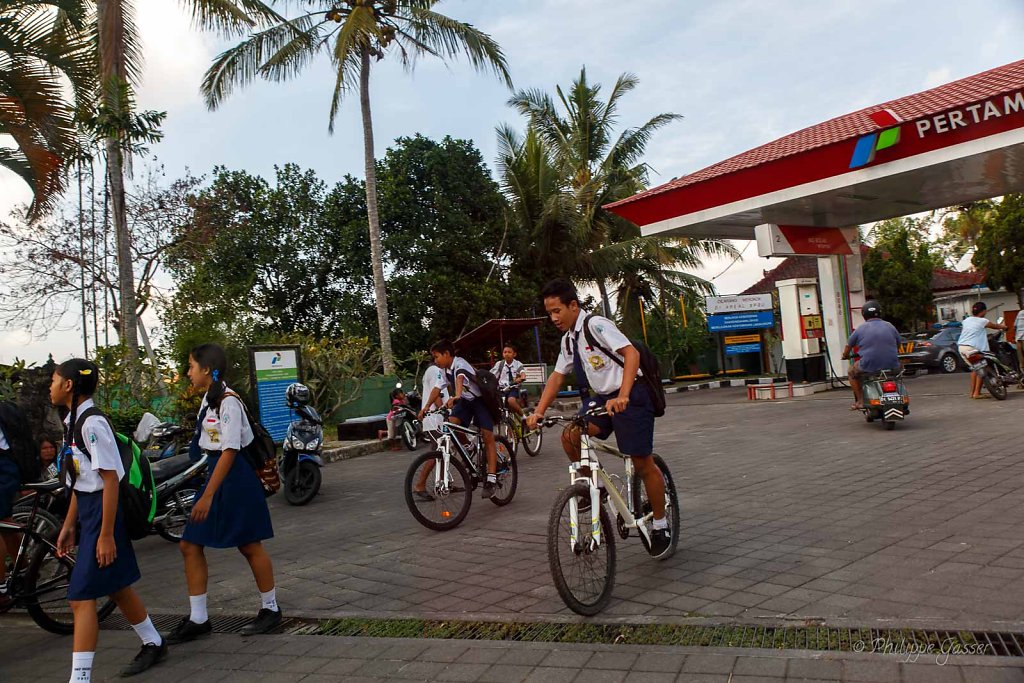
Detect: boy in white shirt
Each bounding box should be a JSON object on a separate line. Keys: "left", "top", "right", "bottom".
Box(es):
{"left": 421, "top": 363, "right": 448, "bottom": 435}
{"left": 490, "top": 344, "right": 527, "bottom": 417}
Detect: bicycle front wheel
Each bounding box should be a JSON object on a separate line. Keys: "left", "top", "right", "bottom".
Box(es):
{"left": 631, "top": 454, "right": 680, "bottom": 561}
{"left": 521, "top": 423, "right": 543, "bottom": 457}
{"left": 23, "top": 540, "right": 116, "bottom": 634}
{"left": 404, "top": 451, "right": 472, "bottom": 531}
{"left": 489, "top": 436, "right": 518, "bottom": 507}
{"left": 547, "top": 483, "right": 616, "bottom": 615}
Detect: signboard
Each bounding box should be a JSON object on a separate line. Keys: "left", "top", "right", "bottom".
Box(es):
{"left": 708, "top": 310, "right": 775, "bottom": 332}
{"left": 250, "top": 346, "right": 302, "bottom": 443}
{"left": 725, "top": 343, "right": 762, "bottom": 356}
{"left": 705, "top": 294, "right": 773, "bottom": 315}
{"left": 724, "top": 333, "right": 761, "bottom": 345}
{"left": 755, "top": 224, "right": 858, "bottom": 257}
{"left": 801, "top": 314, "right": 825, "bottom": 340}
{"left": 522, "top": 364, "right": 548, "bottom": 384}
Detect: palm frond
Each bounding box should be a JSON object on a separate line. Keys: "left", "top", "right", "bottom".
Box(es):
{"left": 404, "top": 7, "right": 511, "bottom": 87}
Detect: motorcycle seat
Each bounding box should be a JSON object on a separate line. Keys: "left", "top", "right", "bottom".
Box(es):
{"left": 151, "top": 453, "right": 195, "bottom": 482}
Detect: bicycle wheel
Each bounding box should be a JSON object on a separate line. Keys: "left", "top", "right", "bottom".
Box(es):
{"left": 404, "top": 451, "right": 472, "bottom": 531}
{"left": 631, "top": 454, "right": 680, "bottom": 561}
{"left": 547, "top": 482, "right": 616, "bottom": 616}
{"left": 495, "top": 416, "right": 518, "bottom": 455}
{"left": 402, "top": 421, "right": 419, "bottom": 450}
{"left": 156, "top": 485, "right": 200, "bottom": 543}
{"left": 23, "top": 538, "right": 116, "bottom": 634}
{"left": 521, "top": 422, "right": 543, "bottom": 457}
{"left": 12, "top": 505, "right": 63, "bottom": 545}
{"left": 489, "top": 436, "right": 518, "bottom": 507}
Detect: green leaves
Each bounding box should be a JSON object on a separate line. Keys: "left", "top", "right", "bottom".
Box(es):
{"left": 863, "top": 218, "right": 937, "bottom": 331}
{"left": 973, "top": 194, "right": 1024, "bottom": 306}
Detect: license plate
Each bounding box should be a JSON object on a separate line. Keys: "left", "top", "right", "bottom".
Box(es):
{"left": 881, "top": 393, "right": 902, "bottom": 404}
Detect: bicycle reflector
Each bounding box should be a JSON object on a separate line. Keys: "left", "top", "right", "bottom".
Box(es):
{"left": 442, "top": 511, "right": 451, "bottom": 518}
{"left": 882, "top": 381, "right": 898, "bottom": 392}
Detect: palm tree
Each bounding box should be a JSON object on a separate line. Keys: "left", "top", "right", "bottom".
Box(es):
{"left": 89, "top": 0, "right": 278, "bottom": 359}
{"left": 501, "top": 68, "right": 737, "bottom": 315}
{"left": 201, "top": 0, "right": 512, "bottom": 375}
{"left": 0, "top": 0, "right": 93, "bottom": 217}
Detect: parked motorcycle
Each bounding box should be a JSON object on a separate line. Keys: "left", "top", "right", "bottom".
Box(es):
{"left": 281, "top": 383, "right": 324, "bottom": 506}
{"left": 392, "top": 382, "right": 423, "bottom": 451}
{"left": 148, "top": 452, "right": 209, "bottom": 542}
{"left": 141, "top": 421, "right": 192, "bottom": 462}
{"left": 965, "top": 329, "right": 1023, "bottom": 400}
{"left": 860, "top": 369, "right": 910, "bottom": 430}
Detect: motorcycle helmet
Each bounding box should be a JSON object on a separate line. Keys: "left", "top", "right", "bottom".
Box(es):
{"left": 285, "top": 382, "right": 311, "bottom": 407}
{"left": 862, "top": 300, "right": 882, "bottom": 319}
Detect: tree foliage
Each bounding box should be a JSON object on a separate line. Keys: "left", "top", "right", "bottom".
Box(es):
{"left": 863, "top": 218, "right": 936, "bottom": 331}
{"left": 973, "top": 193, "right": 1024, "bottom": 307}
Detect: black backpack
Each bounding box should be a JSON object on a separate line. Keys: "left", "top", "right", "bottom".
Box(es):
{"left": 0, "top": 400, "right": 41, "bottom": 484}
{"left": 580, "top": 314, "right": 667, "bottom": 418}
{"left": 472, "top": 370, "right": 503, "bottom": 422}
{"left": 71, "top": 407, "right": 157, "bottom": 541}
{"left": 221, "top": 392, "right": 279, "bottom": 496}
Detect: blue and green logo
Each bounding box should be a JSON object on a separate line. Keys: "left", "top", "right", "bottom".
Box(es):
{"left": 849, "top": 126, "right": 901, "bottom": 168}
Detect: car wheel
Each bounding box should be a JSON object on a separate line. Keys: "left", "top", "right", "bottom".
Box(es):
{"left": 940, "top": 353, "right": 959, "bottom": 374}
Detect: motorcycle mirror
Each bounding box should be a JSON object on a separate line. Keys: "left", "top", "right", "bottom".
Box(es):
{"left": 997, "top": 316, "right": 1005, "bottom": 325}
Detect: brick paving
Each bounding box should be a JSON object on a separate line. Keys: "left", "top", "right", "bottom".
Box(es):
{"left": 4, "top": 372, "right": 1024, "bottom": 681}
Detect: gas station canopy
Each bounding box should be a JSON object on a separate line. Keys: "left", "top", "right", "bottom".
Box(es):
{"left": 605, "top": 60, "right": 1024, "bottom": 239}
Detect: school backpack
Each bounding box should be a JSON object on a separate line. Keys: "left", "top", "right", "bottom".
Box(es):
{"left": 72, "top": 408, "right": 157, "bottom": 541}
{"left": 0, "top": 400, "right": 41, "bottom": 484}
{"left": 468, "top": 369, "right": 502, "bottom": 423}
{"left": 221, "top": 392, "right": 280, "bottom": 497}
{"left": 581, "top": 314, "right": 667, "bottom": 418}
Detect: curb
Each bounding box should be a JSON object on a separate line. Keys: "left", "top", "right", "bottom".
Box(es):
{"left": 668, "top": 376, "right": 790, "bottom": 393}
{"left": 320, "top": 439, "right": 388, "bottom": 464}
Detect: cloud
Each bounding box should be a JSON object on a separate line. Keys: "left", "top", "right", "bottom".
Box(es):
{"left": 923, "top": 67, "right": 952, "bottom": 89}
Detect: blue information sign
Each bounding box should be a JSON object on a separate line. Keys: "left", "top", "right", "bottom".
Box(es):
{"left": 725, "top": 343, "right": 762, "bottom": 356}
{"left": 251, "top": 347, "right": 301, "bottom": 443}
{"left": 708, "top": 310, "right": 775, "bottom": 332}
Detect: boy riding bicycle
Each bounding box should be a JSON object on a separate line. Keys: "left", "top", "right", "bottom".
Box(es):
{"left": 490, "top": 344, "right": 527, "bottom": 417}
{"left": 526, "top": 279, "right": 671, "bottom": 557}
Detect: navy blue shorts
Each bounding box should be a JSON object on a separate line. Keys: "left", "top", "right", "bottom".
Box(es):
{"left": 503, "top": 388, "right": 522, "bottom": 400}
{"left": 0, "top": 457, "right": 19, "bottom": 519}
{"left": 451, "top": 398, "right": 494, "bottom": 432}
{"left": 578, "top": 383, "right": 655, "bottom": 457}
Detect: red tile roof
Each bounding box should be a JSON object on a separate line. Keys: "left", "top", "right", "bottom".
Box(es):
{"left": 609, "top": 59, "right": 1024, "bottom": 210}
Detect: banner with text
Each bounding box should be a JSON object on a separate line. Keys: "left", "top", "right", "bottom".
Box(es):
{"left": 251, "top": 347, "right": 301, "bottom": 442}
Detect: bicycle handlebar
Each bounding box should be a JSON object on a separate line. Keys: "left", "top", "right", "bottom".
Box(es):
{"left": 533, "top": 406, "right": 609, "bottom": 429}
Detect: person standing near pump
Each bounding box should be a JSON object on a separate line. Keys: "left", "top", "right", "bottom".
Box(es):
{"left": 958, "top": 301, "right": 1008, "bottom": 399}
{"left": 841, "top": 300, "right": 902, "bottom": 410}
{"left": 52, "top": 359, "right": 167, "bottom": 680}
{"left": 165, "top": 343, "right": 281, "bottom": 645}
{"left": 526, "top": 278, "right": 672, "bottom": 557}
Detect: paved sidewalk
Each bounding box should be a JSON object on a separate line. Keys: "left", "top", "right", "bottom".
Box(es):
{"left": 2, "top": 626, "right": 1022, "bottom": 682}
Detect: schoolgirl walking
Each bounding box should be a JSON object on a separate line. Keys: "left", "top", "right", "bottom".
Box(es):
{"left": 166, "top": 343, "right": 282, "bottom": 644}
{"left": 53, "top": 359, "right": 166, "bottom": 680}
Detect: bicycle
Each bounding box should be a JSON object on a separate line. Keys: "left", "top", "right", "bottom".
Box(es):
{"left": 1, "top": 480, "right": 116, "bottom": 633}
{"left": 535, "top": 408, "right": 680, "bottom": 615}
{"left": 496, "top": 386, "right": 543, "bottom": 457}
{"left": 404, "top": 407, "right": 517, "bottom": 531}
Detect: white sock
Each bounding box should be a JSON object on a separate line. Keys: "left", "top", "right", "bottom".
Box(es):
{"left": 189, "top": 593, "right": 209, "bottom": 624}
{"left": 70, "top": 651, "right": 94, "bottom": 683}
{"left": 260, "top": 587, "right": 278, "bottom": 612}
{"left": 486, "top": 473, "right": 497, "bottom": 484}
{"left": 132, "top": 615, "right": 162, "bottom": 646}
{"left": 652, "top": 517, "right": 669, "bottom": 531}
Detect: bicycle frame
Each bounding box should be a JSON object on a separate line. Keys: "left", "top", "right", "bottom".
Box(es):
{"left": 430, "top": 417, "right": 484, "bottom": 492}
{"left": 0, "top": 489, "right": 62, "bottom": 605}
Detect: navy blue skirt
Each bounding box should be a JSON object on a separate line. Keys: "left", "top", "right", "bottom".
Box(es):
{"left": 181, "top": 451, "right": 273, "bottom": 549}
{"left": 67, "top": 490, "right": 141, "bottom": 601}
{"left": 0, "top": 457, "right": 19, "bottom": 519}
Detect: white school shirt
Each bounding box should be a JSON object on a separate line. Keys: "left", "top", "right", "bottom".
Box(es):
{"left": 555, "top": 311, "right": 638, "bottom": 396}
{"left": 421, "top": 365, "right": 448, "bottom": 432}
{"left": 198, "top": 387, "right": 255, "bottom": 452}
{"left": 446, "top": 357, "right": 480, "bottom": 401}
{"left": 1015, "top": 314, "right": 1024, "bottom": 343}
{"left": 0, "top": 423, "right": 8, "bottom": 450}
{"left": 65, "top": 398, "right": 124, "bottom": 493}
{"left": 490, "top": 359, "right": 525, "bottom": 389}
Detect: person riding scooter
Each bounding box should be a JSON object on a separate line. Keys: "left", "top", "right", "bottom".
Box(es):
{"left": 842, "top": 300, "right": 901, "bottom": 410}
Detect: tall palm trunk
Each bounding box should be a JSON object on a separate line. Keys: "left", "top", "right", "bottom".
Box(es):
{"left": 97, "top": 0, "right": 139, "bottom": 360}
{"left": 360, "top": 47, "right": 395, "bottom": 375}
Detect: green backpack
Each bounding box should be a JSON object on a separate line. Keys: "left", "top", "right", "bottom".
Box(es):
{"left": 72, "top": 407, "right": 158, "bottom": 540}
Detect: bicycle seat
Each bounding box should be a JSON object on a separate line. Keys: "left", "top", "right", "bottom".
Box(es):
{"left": 22, "top": 479, "right": 63, "bottom": 492}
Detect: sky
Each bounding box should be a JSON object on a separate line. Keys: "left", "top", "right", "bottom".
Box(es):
{"left": 2, "top": 0, "right": 1023, "bottom": 364}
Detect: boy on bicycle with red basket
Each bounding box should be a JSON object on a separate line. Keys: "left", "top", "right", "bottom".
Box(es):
{"left": 526, "top": 279, "right": 671, "bottom": 557}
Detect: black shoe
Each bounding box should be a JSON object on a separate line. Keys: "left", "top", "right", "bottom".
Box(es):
{"left": 121, "top": 641, "right": 168, "bottom": 677}
{"left": 240, "top": 608, "right": 282, "bottom": 636}
{"left": 649, "top": 527, "right": 672, "bottom": 558}
{"left": 413, "top": 490, "right": 434, "bottom": 502}
{"left": 164, "top": 616, "right": 211, "bottom": 645}
{"left": 481, "top": 480, "right": 496, "bottom": 499}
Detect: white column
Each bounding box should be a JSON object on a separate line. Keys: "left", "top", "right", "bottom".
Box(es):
{"left": 817, "top": 256, "right": 848, "bottom": 378}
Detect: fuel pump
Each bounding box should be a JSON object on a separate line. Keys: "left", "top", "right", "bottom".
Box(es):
{"left": 776, "top": 278, "right": 827, "bottom": 383}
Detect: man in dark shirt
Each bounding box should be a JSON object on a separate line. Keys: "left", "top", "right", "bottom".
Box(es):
{"left": 842, "top": 300, "right": 901, "bottom": 409}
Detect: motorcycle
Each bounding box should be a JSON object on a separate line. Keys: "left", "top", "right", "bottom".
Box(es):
{"left": 860, "top": 369, "right": 910, "bottom": 430}
{"left": 281, "top": 399, "right": 324, "bottom": 506}
{"left": 147, "top": 452, "right": 209, "bottom": 542}
{"left": 391, "top": 382, "right": 423, "bottom": 451}
{"left": 141, "top": 421, "right": 192, "bottom": 462}
{"left": 965, "top": 329, "right": 1023, "bottom": 400}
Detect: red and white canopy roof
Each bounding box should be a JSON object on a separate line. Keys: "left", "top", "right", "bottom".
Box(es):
{"left": 606, "top": 60, "right": 1024, "bottom": 239}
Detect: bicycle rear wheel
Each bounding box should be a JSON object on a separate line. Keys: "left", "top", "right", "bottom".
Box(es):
{"left": 522, "top": 424, "right": 543, "bottom": 457}
{"left": 489, "top": 436, "right": 518, "bottom": 507}
{"left": 23, "top": 538, "right": 116, "bottom": 634}
{"left": 631, "top": 454, "right": 680, "bottom": 561}
{"left": 404, "top": 451, "right": 472, "bottom": 531}
{"left": 547, "top": 483, "right": 616, "bottom": 615}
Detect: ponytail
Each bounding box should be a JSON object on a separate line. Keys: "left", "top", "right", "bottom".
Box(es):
{"left": 190, "top": 343, "right": 228, "bottom": 413}
{"left": 56, "top": 358, "right": 99, "bottom": 444}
